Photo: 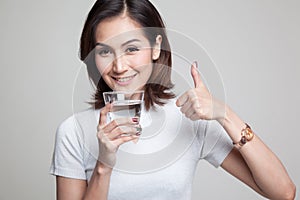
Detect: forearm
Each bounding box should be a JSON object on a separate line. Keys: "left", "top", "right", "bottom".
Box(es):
{"left": 218, "top": 105, "right": 296, "bottom": 199}
{"left": 83, "top": 161, "right": 112, "bottom": 200}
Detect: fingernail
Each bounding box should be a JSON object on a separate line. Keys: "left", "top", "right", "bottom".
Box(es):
{"left": 135, "top": 126, "right": 142, "bottom": 132}
{"left": 136, "top": 132, "right": 141, "bottom": 136}
{"left": 132, "top": 117, "right": 139, "bottom": 123}
{"left": 193, "top": 61, "right": 198, "bottom": 68}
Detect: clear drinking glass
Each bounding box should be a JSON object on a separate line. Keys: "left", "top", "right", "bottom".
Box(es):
{"left": 103, "top": 90, "right": 144, "bottom": 135}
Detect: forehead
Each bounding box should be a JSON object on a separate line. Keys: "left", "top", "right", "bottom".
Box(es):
{"left": 95, "top": 15, "right": 147, "bottom": 44}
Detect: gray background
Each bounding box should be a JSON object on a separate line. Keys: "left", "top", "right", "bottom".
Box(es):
{"left": 0, "top": 0, "right": 299, "bottom": 199}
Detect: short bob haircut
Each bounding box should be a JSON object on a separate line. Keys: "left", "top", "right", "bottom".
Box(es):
{"left": 80, "top": 0, "right": 175, "bottom": 110}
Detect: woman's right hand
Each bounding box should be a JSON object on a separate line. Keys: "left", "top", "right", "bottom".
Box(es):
{"left": 97, "top": 103, "right": 140, "bottom": 168}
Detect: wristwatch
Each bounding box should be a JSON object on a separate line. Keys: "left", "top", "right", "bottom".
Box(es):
{"left": 233, "top": 123, "right": 254, "bottom": 148}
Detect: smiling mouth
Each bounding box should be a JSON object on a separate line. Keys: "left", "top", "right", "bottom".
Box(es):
{"left": 112, "top": 74, "right": 137, "bottom": 83}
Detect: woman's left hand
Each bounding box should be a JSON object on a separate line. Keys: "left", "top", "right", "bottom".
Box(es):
{"left": 176, "top": 62, "right": 225, "bottom": 121}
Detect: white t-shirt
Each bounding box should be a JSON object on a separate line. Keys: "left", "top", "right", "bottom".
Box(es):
{"left": 50, "top": 99, "right": 233, "bottom": 200}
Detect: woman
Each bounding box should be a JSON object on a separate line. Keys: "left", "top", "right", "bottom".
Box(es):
{"left": 50, "top": 0, "right": 296, "bottom": 199}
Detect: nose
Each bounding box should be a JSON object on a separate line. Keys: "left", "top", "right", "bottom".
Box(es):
{"left": 112, "top": 54, "right": 127, "bottom": 74}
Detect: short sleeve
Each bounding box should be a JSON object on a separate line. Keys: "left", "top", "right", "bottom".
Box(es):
{"left": 49, "top": 116, "right": 87, "bottom": 180}
{"left": 199, "top": 120, "right": 233, "bottom": 168}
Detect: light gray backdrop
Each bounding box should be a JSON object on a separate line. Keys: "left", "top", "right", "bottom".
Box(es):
{"left": 0, "top": 0, "right": 299, "bottom": 199}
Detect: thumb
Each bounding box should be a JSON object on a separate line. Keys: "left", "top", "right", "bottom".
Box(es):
{"left": 99, "top": 103, "right": 112, "bottom": 126}
{"left": 191, "top": 61, "right": 203, "bottom": 88}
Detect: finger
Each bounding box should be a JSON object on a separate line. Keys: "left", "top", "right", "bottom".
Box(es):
{"left": 108, "top": 125, "right": 141, "bottom": 140}
{"left": 177, "top": 62, "right": 203, "bottom": 107}
{"left": 190, "top": 112, "right": 200, "bottom": 121}
{"left": 176, "top": 92, "right": 189, "bottom": 107}
{"left": 99, "top": 104, "right": 112, "bottom": 126}
{"left": 114, "top": 135, "right": 140, "bottom": 146}
{"left": 180, "top": 99, "right": 192, "bottom": 114}
{"left": 185, "top": 106, "right": 197, "bottom": 119}
{"left": 191, "top": 61, "right": 204, "bottom": 88}
{"left": 103, "top": 117, "right": 139, "bottom": 133}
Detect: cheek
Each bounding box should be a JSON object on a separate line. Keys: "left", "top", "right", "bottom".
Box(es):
{"left": 129, "top": 50, "right": 153, "bottom": 69}
{"left": 95, "top": 56, "right": 113, "bottom": 75}
{"left": 135, "top": 62, "right": 153, "bottom": 84}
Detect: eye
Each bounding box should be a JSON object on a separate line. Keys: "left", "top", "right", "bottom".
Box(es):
{"left": 97, "top": 48, "right": 112, "bottom": 57}
{"left": 126, "top": 46, "right": 140, "bottom": 53}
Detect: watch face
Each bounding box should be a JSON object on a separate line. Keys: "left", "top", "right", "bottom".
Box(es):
{"left": 244, "top": 128, "right": 254, "bottom": 141}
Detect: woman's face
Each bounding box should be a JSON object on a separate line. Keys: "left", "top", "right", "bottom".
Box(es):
{"left": 94, "top": 15, "right": 160, "bottom": 91}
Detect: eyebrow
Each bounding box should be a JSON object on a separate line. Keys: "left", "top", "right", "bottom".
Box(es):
{"left": 95, "top": 39, "right": 141, "bottom": 48}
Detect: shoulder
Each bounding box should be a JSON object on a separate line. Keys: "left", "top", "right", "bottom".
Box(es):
{"left": 56, "top": 108, "right": 99, "bottom": 137}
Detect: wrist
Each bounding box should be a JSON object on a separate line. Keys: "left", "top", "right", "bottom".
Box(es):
{"left": 213, "top": 100, "right": 227, "bottom": 122}
{"left": 95, "top": 161, "right": 113, "bottom": 175}
{"left": 217, "top": 105, "right": 247, "bottom": 143}
{"left": 216, "top": 104, "right": 231, "bottom": 125}
{"left": 233, "top": 123, "right": 255, "bottom": 149}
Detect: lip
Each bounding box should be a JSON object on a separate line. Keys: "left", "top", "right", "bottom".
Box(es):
{"left": 112, "top": 74, "right": 137, "bottom": 86}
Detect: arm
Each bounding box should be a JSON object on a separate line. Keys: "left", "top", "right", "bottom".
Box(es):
{"left": 56, "top": 177, "right": 87, "bottom": 200}
{"left": 56, "top": 104, "right": 139, "bottom": 200}
{"left": 56, "top": 162, "right": 112, "bottom": 200}
{"left": 220, "top": 106, "right": 296, "bottom": 200}
{"left": 176, "top": 62, "right": 296, "bottom": 199}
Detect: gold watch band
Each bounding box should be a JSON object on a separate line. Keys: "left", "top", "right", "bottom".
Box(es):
{"left": 233, "top": 123, "right": 254, "bottom": 149}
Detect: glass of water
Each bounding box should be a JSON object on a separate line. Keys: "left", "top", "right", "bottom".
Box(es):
{"left": 103, "top": 90, "right": 144, "bottom": 135}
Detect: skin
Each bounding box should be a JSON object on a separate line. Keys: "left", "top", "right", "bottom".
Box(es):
{"left": 56, "top": 14, "right": 296, "bottom": 200}
{"left": 177, "top": 63, "right": 296, "bottom": 199}
{"left": 94, "top": 15, "right": 161, "bottom": 91}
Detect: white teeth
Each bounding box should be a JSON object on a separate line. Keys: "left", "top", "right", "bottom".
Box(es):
{"left": 115, "top": 75, "right": 135, "bottom": 82}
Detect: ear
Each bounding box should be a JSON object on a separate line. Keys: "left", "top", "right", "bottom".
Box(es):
{"left": 152, "top": 35, "right": 162, "bottom": 60}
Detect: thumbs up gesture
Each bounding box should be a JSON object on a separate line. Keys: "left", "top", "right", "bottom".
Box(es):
{"left": 176, "top": 62, "right": 225, "bottom": 121}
